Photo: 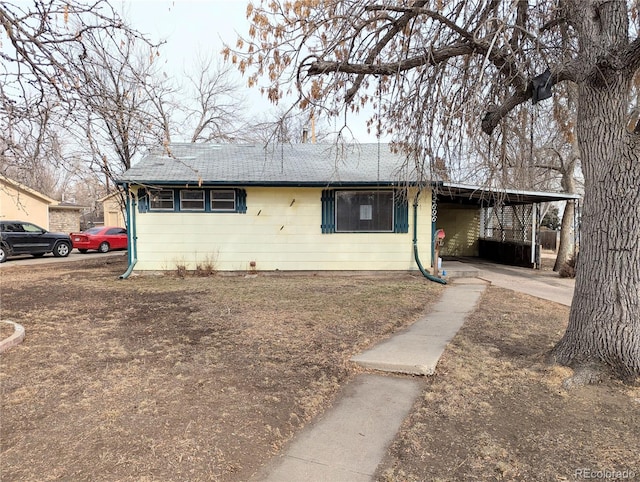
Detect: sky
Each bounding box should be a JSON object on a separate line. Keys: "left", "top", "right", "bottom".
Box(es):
{"left": 119, "top": 0, "right": 379, "bottom": 142}
{"left": 121, "top": 1, "right": 247, "bottom": 70}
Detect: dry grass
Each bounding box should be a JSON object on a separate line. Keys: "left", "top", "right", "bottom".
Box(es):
{"left": 3, "top": 257, "right": 638, "bottom": 482}
{"left": 0, "top": 257, "right": 442, "bottom": 481}
{"left": 378, "top": 287, "right": 640, "bottom": 481}
{"left": 0, "top": 321, "right": 15, "bottom": 340}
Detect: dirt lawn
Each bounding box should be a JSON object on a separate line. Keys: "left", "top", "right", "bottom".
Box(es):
{"left": 1, "top": 257, "right": 639, "bottom": 481}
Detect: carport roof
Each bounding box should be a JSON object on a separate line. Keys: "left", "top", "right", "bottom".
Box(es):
{"left": 437, "top": 182, "right": 580, "bottom": 206}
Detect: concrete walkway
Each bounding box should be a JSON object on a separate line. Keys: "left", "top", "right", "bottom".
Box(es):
{"left": 254, "top": 261, "right": 574, "bottom": 481}
{"left": 352, "top": 280, "right": 487, "bottom": 375}
{"left": 253, "top": 375, "right": 421, "bottom": 482}
{"left": 254, "top": 279, "right": 487, "bottom": 481}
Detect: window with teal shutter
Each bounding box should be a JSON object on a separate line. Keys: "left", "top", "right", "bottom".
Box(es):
{"left": 321, "top": 189, "right": 408, "bottom": 233}
{"left": 137, "top": 188, "right": 149, "bottom": 212}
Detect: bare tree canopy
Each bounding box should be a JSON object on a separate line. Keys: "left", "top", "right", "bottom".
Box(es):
{"left": 66, "top": 29, "right": 165, "bottom": 177}
{"left": 0, "top": 1, "right": 157, "bottom": 189}
{"left": 182, "top": 55, "right": 246, "bottom": 143}
{"left": 0, "top": 1, "right": 153, "bottom": 105}
{"left": 1, "top": 1, "right": 247, "bottom": 195}
{"left": 231, "top": 0, "right": 640, "bottom": 382}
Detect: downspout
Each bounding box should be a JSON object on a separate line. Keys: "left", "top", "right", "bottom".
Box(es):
{"left": 413, "top": 190, "right": 447, "bottom": 285}
{"left": 119, "top": 184, "right": 138, "bottom": 279}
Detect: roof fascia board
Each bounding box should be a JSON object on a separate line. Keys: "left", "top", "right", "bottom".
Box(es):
{"left": 441, "top": 182, "right": 581, "bottom": 201}
{"left": 116, "top": 180, "right": 437, "bottom": 188}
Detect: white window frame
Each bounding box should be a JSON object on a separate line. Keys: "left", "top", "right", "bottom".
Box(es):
{"left": 211, "top": 189, "right": 236, "bottom": 211}
{"left": 150, "top": 189, "right": 175, "bottom": 211}
{"left": 180, "top": 189, "right": 205, "bottom": 211}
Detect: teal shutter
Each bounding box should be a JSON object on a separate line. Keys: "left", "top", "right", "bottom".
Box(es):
{"left": 321, "top": 190, "right": 335, "bottom": 233}
{"left": 394, "top": 191, "right": 409, "bottom": 233}
{"left": 137, "top": 188, "right": 149, "bottom": 213}
{"left": 235, "top": 188, "right": 247, "bottom": 213}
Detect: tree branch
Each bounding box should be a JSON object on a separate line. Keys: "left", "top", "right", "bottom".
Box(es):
{"left": 365, "top": 4, "right": 476, "bottom": 42}
{"left": 307, "top": 43, "right": 475, "bottom": 76}
{"left": 341, "top": 1, "right": 429, "bottom": 103}
{"left": 481, "top": 67, "right": 577, "bottom": 135}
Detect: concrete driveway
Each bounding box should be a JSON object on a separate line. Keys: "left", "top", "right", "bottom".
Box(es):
{"left": 0, "top": 251, "right": 127, "bottom": 268}
{"left": 443, "top": 258, "right": 575, "bottom": 306}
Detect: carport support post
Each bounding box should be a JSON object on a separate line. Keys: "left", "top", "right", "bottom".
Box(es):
{"left": 531, "top": 203, "right": 537, "bottom": 268}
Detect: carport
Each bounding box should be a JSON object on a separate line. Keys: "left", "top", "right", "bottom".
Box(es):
{"left": 433, "top": 182, "right": 580, "bottom": 268}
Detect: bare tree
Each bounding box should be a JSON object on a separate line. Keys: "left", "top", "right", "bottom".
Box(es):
{"left": 230, "top": 1, "right": 640, "bottom": 382}
{"left": 0, "top": 1, "right": 154, "bottom": 121}
{"left": 242, "top": 107, "right": 331, "bottom": 144}
{"left": 0, "top": 95, "right": 85, "bottom": 198}
{"left": 179, "top": 55, "right": 247, "bottom": 143}
{"left": 0, "top": 1, "right": 157, "bottom": 189}
{"left": 467, "top": 87, "right": 582, "bottom": 271}
{"left": 533, "top": 116, "right": 581, "bottom": 272}
{"left": 522, "top": 84, "right": 581, "bottom": 273}
{"left": 141, "top": 72, "right": 177, "bottom": 146}
{"left": 66, "top": 29, "right": 168, "bottom": 183}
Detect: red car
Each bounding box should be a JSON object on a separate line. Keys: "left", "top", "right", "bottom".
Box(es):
{"left": 71, "top": 226, "right": 128, "bottom": 253}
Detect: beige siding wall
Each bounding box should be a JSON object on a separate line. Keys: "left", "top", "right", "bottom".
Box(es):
{"left": 0, "top": 183, "right": 51, "bottom": 229}
{"left": 103, "top": 196, "right": 125, "bottom": 227}
{"left": 131, "top": 187, "right": 433, "bottom": 272}
{"left": 437, "top": 203, "right": 480, "bottom": 257}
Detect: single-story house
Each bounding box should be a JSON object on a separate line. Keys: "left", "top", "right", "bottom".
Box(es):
{"left": 1, "top": 175, "right": 57, "bottom": 229}
{"left": 116, "top": 143, "right": 579, "bottom": 277}
{"left": 0, "top": 176, "right": 85, "bottom": 232}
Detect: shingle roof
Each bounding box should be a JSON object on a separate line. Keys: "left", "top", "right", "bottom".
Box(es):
{"left": 118, "top": 143, "right": 424, "bottom": 186}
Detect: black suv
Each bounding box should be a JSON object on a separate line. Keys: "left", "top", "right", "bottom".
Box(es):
{"left": 0, "top": 221, "right": 72, "bottom": 263}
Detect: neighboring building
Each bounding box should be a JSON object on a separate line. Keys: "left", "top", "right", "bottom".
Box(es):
{"left": 0, "top": 176, "right": 57, "bottom": 229}
{"left": 0, "top": 176, "right": 86, "bottom": 232}
{"left": 49, "top": 202, "right": 86, "bottom": 233}
{"left": 117, "top": 143, "right": 579, "bottom": 274}
{"left": 99, "top": 192, "right": 126, "bottom": 228}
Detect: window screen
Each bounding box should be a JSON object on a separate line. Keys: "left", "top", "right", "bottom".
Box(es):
{"left": 150, "top": 190, "right": 175, "bottom": 210}
{"left": 180, "top": 190, "right": 205, "bottom": 211}
{"left": 211, "top": 190, "right": 236, "bottom": 211}
{"left": 335, "top": 191, "right": 394, "bottom": 232}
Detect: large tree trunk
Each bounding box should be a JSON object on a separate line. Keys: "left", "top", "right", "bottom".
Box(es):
{"left": 552, "top": 78, "right": 640, "bottom": 381}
